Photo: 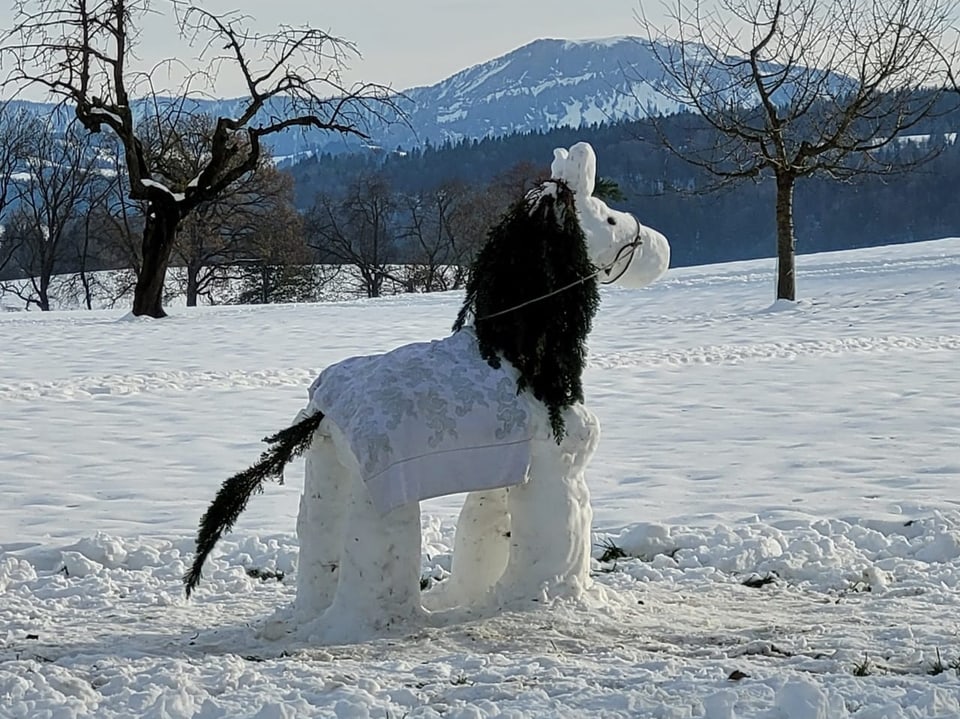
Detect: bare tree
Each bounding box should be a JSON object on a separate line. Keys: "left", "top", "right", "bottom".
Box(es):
{"left": 2, "top": 1, "right": 400, "bottom": 316}
{"left": 233, "top": 215, "right": 320, "bottom": 305}
{"left": 441, "top": 186, "right": 492, "bottom": 290}
{"left": 0, "top": 103, "right": 30, "bottom": 278}
{"left": 152, "top": 114, "right": 306, "bottom": 306}
{"left": 394, "top": 172, "right": 545, "bottom": 293}
{"left": 394, "top": 181, "right": 473, "bottom": 292}
{"left": 638, "top": 0, "right": 958, "bottom": 300}
{"left": 3, "top": 122, "right": 101, "bottom": 310}
{"left": 93, "top": 140, "right": 146, "bottom": 279}
{"left": 69, "top": 165, "right": 129, "bottom": 309}
{"left": 306, "top": 173, "right": 399, "bottom": 298}
{"left": 444, "top": 162, "right": 548, "bottom": 288}
{"left": 176, "top": 176, "right": 305, "bottom": 306}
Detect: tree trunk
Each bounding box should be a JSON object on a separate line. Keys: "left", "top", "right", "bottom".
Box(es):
{"left": 80, "top": 270, "right": 93, "bottom": 310}
{"left": 38, "top": 263, "right": 51, "bottom": 311}
{"left": 775, "top": 172, "right": 797, "bottom": 301}
{"left": 79, "top": 218, "right": 93, "bottom": 310}
{"left": 78, "top": 248, "right": 93, "bottom": 310}
{"left": 186, "top": 264, "right": 200, "bottom": 307}
{"left": 133, "top": 202, "right": 180, "bottom": 317}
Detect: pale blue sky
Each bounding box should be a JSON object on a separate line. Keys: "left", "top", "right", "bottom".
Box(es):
{"left": 1, "top": 0, "right": 654, "bottom": 98}
{"left": 309, "top": 0, "right": 648, "bottom": 88}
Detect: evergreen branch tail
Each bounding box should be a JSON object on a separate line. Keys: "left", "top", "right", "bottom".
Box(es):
{"left": 183, "top": 411, "right": 325, "bottom": 597}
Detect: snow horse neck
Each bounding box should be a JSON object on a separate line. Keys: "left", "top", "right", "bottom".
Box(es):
{"left": 453, "top": 140, "right": 671, "bottom": 441}
{"left": 453, "top": 170, "right": 598, "bottom": 442}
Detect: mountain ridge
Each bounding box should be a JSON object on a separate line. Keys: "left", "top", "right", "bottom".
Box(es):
{"left": 1, "top": 36, "right": 684, "bottom": 160}
{"left": 1, "top": 34, "right": 848, "bottom": 161}
{"left": 376, "top": 36, "right": 682, "bottom": 151}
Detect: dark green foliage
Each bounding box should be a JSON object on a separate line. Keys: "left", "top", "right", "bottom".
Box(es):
{"left": 246, "top": 567, "right": 285, "bottom": 583}
{"left": 594, "top": 176, "right": 625, "bottom": 202}
{"left": 742, "top": 573, "right": 778, "bottom": 588}
{"left": 597, "top": 538, "right": 628, "bottom": 563}
{"left": 454, "top": 180, "right": 600, "bottom": 442}
{"left": 184, "top": 411, "right": 325, "bottom": 596}
{"left": 853, "top": 655, "right": 873, "bottom": 676}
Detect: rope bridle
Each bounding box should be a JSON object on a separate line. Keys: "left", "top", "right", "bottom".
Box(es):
{"left": 599, "top": 217, "right": 644, "bottom": 285}
{"left": 474, "top": 214, "right": 643, "bottom": 323}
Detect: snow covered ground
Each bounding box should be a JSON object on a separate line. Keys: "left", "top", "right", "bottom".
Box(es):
{"left": 2, "top": 238, "right": 959, "bottom": 718}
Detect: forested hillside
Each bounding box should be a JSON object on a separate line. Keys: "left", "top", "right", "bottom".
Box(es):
{"left": 4, "top": 95, "right": 958, "bottom": 310}
{"left": 289, "top": 104, "right": 960, "bottom": 268}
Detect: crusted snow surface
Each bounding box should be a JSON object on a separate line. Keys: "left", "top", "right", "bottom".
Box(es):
{"left": 2, "top": 238, "right": 960, "bottom": 717}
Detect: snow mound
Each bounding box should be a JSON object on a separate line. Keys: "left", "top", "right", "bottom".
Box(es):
{"left": 2, "top": 510, "right": 959, "bottom": 718}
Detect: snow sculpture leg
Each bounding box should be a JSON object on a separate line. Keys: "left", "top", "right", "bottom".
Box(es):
{"left": 294, "top": 427, "right": 349, "bottom": 617}
{"left": 313, "top": 476, "right": 423, "bottom": 643}
{"left": 492, "top": 404, "right": 600, "bottom": 606}
{"left": 423, "top": 489, "right": 511, "bottom": 610}
{"left": 299, "top": 422, "right": 425, "bottom": 643}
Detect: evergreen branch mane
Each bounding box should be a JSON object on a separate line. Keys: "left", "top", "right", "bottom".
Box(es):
{"left": 454, "top": 180, "right": 600, "bottom": 442}
{"left": 184, "top": 411, "right": 325, "bottom": 596}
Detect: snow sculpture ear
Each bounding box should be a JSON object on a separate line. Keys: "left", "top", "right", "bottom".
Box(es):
{"left": 563, "top": 142, "right": 596, "bottom": 198}
{"left": 550, "top": 147, "right": 569, "bottom": 181}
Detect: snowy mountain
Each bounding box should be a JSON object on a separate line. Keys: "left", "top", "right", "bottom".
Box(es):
{"left": 0, "top": 37, "right": 702, "bottom": 159}
{"left": 2, "top": 35, "right": 846, "bottom": 159}
{"left": 379, "top": 36, "right": 685, "bottom": 150}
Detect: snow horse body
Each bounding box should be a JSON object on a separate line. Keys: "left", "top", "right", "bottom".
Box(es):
{"left": 187, "top": 142, "right": 670, "bottom": 645}
{"left": 285, "top": 142, "right": 669, "bottom": 643}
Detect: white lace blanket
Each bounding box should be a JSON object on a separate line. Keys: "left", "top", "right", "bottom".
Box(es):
{"left": 305, "top": 328, "right": 538, "bottom": 514}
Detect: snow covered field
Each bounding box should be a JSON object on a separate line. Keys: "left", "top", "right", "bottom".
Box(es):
{"left": 2, "top": 238, "right": 959, "bottom": 718}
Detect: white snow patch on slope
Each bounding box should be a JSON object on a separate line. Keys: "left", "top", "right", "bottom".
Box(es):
{"left": 2, "top": 237, "right": 960, "bottom": 717}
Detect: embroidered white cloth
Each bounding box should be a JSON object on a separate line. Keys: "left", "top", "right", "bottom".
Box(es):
{"left": 305, "top": 328, "right": 538, "bottom": 514}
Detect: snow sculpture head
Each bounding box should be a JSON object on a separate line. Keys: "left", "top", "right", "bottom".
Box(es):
{"left": 551, "top": 142, "right": 670, "bottom": 288}
{"left": 454, "top": 141, "right": 670, "bottom": 441}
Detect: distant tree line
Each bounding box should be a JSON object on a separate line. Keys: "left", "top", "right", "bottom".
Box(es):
{"left": 0, "top": 107, "right": 540, "bottom": 309}
{"left": 0, "top": 107, "right": 318, "bottom": 310}
{"left": 5, "top": 94, "right": 960, "bottom": 310}
{"left": 289, "top": 95, "right": 960, "bottom": 272}
{"left": 6, "top": 100, "right": 960, "bottom": 310}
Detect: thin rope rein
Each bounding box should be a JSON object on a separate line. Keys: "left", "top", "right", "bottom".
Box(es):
{"left": 474, "top": 217, "right": 643, "bottom": 323}
{"left": 598, "top": 221, "right": 643, "bottom": 286}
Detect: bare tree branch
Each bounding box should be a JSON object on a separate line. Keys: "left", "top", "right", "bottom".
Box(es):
{"left": 635, "top": 0, "right": 960, "bottom": 299}
{"left": 1, "top": 0, "right": 405, "bottom": 316}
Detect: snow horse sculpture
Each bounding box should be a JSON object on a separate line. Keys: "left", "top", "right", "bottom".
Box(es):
{"left": 185, "top": 142, "right": 671, "bottom": 644}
